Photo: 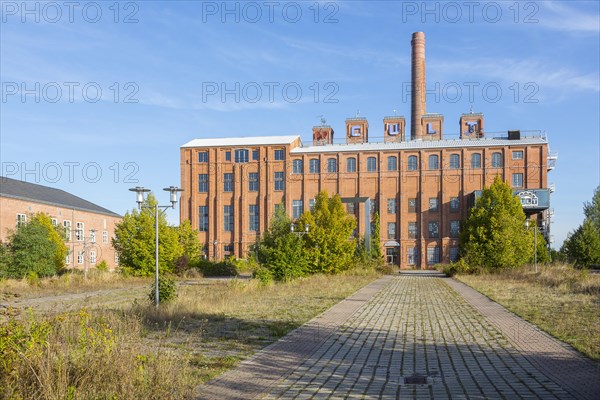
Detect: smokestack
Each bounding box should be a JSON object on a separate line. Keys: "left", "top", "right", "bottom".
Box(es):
{"left": 411, "top": 32, "right": 426, "bottom": 140}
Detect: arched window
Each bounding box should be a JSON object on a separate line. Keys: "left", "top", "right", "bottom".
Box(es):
{"left": 449, "top": 154, "right": 460, "bottom": 169}
{"left": 471, "top": 153, "right": 481, "bottom": 169}
{"left": 428, "top": 155, "right": 439, "bottom": 170}
{"left": 408, "top": 155, "right": 418, "bottom": 171}
{"left": 327, "top": 158, "right": 337, "bottom": 173}
{"left": 387, "top": 156, "right": 397, "bottom": 171}
{"left": 491, "top": 152, "right": 503, "bottom": 168}
{"left": 309, "top": 158, "right": 320, "bottom": 173}
{"left": 367, "top": 157, "right": 377, "bottom": 172}
{"left": 346, "top": 157, "right": 356, "bottom": 172}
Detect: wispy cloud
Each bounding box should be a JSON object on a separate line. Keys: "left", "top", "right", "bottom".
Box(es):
{"left": 538, "top": 1, "right": 599, "bottom": 33}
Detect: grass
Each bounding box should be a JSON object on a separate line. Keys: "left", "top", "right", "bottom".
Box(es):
{"left": 1, "top": 268, "right": 380, "bottom": 399}
{"left": 455, "top": 263, "right": 600, "bottom": 360}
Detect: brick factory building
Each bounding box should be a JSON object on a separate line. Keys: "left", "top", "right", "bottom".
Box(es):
{"left": 179, "top": 32, "right": 556, "bottom": 269}
{"left": 0, "top": 177, "right": 122, "bottom": 271}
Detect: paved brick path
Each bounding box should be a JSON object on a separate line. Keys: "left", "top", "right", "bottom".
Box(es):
{"left": 197, "top": 272, "right": 600, "bottom": 399}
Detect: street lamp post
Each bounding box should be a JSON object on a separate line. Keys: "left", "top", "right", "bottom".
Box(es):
{"left": 290, "top": 223, "right": 309, "bottom": 237}
{"left": 213, "top": 240, "right": 218, "bottom": 261}
{"left": 129, "top": 186, "right": 183, "bottom": 307}
{"left": 525, "top": 219, "right": 537, "bottom": 273}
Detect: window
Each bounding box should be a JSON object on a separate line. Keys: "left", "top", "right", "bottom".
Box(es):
{"left": 76, "top": 222, "right": 84, "bottom": 241}
{"left": 224, "top": 205, "right": 233, "bottom": 232}
{"left": 224, "top": 173, "right": 233, "bottom": 192}
{"left": 51, "top": 218, "right": 58, "bottom": 226}
{"left": 450, "top": 197, "right": 460, "bottom": 213}
{"left": 90, "top": 230, "right": 96, "bottom": 243}
{"left": 249, "top": 205, "right": 259, "bottom": 231}
{"left": 346, "top": 157, "right": 357, "bottom": 172}
{"left": 347, "top": 203, "right": 356, "bottom": 215}
{"left": 367, "top": 157, "right": 377, "bottom": 172}
{"left": 387, "top": 199, "right": 397, "bottom": 214}
{"left": 512, "top": 150, "right": 524, "bottom": 160}
{"left": 449, "top": 154, "right": 460, "bottom": 169}
{"left": 408, "top": 155, "right": 418, "bottom": 171}
{"left": 274, "top": 172, "right": 285, "bottom": 191}
{"left": 408, "top": 222, "right": 417, "bottom": 239}
{"left": 386, "top": 247, "right": 398, "bottom": 264}
{"left": 387, "top": 156, "right": 397, "bottom": 171}
{"left": 198, "top": 152, "right": 208, "bottom": 163}
{"left": 427, "top": 247, "right": 440, "bottom": 264}
{"left": 234, "top": 149, "right": 249, "bottom": 163}
{"left": 77, "top": 251, "right": 84, "bottom": 264}
{"left": 309, "top": 198, "right": 316, "bottom": 211}
{"left": 248, "top": 173, "right": 259, "bottom": 191}
{"left": 16, "top": 213, "right": 26, "bottom": 227}
{"left": 450, "top": 247, "right": 459, "bottom": 262}
{"left": 103, "top": 230, "right": 108, "bottom": 243}
{"left": 471, "top": 153, "right": 481, "bottom": 168}
{"left": 199, "top": 174, "right": 209, "bottom": 193}
{"left": 327, "top": 158, "right": 337, "bottom": 173}
{"left": 408, "top": 247, "right": 418, "bottom": 265}
{"left": 429, "top": 197, "right": 438, "bottom": 212}
{"left": 274, "top": 149, "right": 285, "bottom": 161}
{"left": 369, "top": 198, "right": 378, "bottom": 214}
{"left": 292, "top": 200, "right": 303, "bottom": 219}
{"left": 64, "top": 220, "right": 71, "bottom": 241}
{"left": 252, "top": 149, "right": 259, "bottom": 161}
{"left": 224, "top": 245, "right": 234, "bottom": 255}
{"left": 450, "top": 221, "right": 460, "bottom": 238}
{"left": 225, "top": 151, "right": 231, "bottom": 161}
{"left": 428, "top": 221, "right": 439, "bottom": 238}
{"left": 491, "top": 152, "right": 503, "bottom": 168}
{"left": 199, "top": 206, "right": 209, "bottom": 232}
{"left": 309, "top": 159, "right": 320, "bottom": 173}
{"left": 428, "top": 155, "right": 439, "bottom": 170}
{"left": 387, "top": 223, "right": 397, "bottom": 239}
{"left": 89, "top": 251, "right": 96, "bottom": 264}
{"left": 408, "top": 198, "right": 417, "bottom": 213}
{"left": 512, "top": 173, "right": 524, "bottom": 188}
{"left": 292, "top": 159, "right": 303, "bottom": 174}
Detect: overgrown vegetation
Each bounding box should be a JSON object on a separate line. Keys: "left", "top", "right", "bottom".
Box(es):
{"left": 456, "top": 263, "right": 600, "bottom": 360}
{"left": 561, "top": 185, "right": 600, "bottom": 268}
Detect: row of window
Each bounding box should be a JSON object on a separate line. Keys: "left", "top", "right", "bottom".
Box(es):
{"left": 388, "top": 221, "right": 460, "bottom": 239}
{"left": 199, "top": 205, "right": 261, "bottom": 232}
{"left": 404, "top": 246, "right": 459, "bottom": 265}
{"left": 66, "top": 250, "right": 119, "bottom": 265}
{"left": 16, "top": 214, "right": 110, "bottom": 243}
{"left": 385, "top": 197, "right": 461, "bottom": 214}
{"left": 198, "top": 149, "right": 285, "bottom": 163}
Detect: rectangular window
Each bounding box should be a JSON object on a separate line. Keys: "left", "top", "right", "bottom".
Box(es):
{"left": 225, "top": 151, "right": 231, "bottom": 161}
{"left": 387, "top": 223, "right": 396, "bottom": 239}
{"left": 199, "top": 174, "right": 209, "bottom": 193}
{"left": 367, "top": 157, "right": 377, "bottom": 172}
{"left": 51, "top": 218, "right": 58, "bottom": 226}
{"left": 346, "top": 158, "right": 356, "bottom": 173}
{"left": 274, "top": 149, "right": 285, "bottom": 161}
{"left": 408, "top": 222, "right": 417, "bottom": 239}
{"left": 292, "top": 159, "right": 303, "bottom": 174}
{"left": 64, "top": 220, "right": 71, "bottom": 241}
{"left": 224, "top": 205, "right": 233, "bottom": 232}
{"left": 252, "top": 149, "right": 259, "bottom": 161}
{"left": 512, "top": 173, "right": 524, "bottom": 188}
{"left": 90, "top": 230, "right": 96, "bottom": 243}
{"left": 512, "top": 150, "right": 524, "bottom": 160}
{"left": 369, "top": 198, "right": 378, "bottom": 214}
{"left": 327, "top": 158, "right": 337, "bottom": 173}
{"left": 76, "top": 222, "right": 84, "bottom": 241}
{"left": 427, "top": 247, "right": 440, "bottom": 265}
{"left": 249, "top": 205, "right": 259, "bottom": 232}
{"left": 309, "top": 198, "right": 316, "bottom": 211}
{"left": 224, "top": 245, "right": 234, "bottom": 254}
{"left": 248, "top": 173, "right": 259, "bottom": 191}
{"left": 450, "top": 247, "right": 459, "bottom": 262}
{"left": 408, "top": 198, "right": 417, "bottom": 213}
{"left": 450, "top": 220, "right": 460, "bottom": 238}
{"left": 292, "top": 200, "right": 303, "bottom": 219}
{"left": 387, "top": 199, "right": 397, "bottom": 214}
{"left": 198, "top": 151, "right": 208, "bottom": 163}
{"left": 103, "top": 230, "right": 108, "bottom": 243}
{"left": 429, "top": 198, "right": 438, "bottom": 212}
{"left": 428, "top": 222, "right": 439, "bottom": 238}
{"left": 89, "top": 251, "right": 96, "bottom": 264}
{"left": 77, "top": 251, "right": 84, "bottom": 264}
{"left": 224, "top": 173, "right": 233, "bottom": 192}
{"left": 16, "top": 213, "right": 26, "bottom": 227}
{"left": 309, "top": 159, "right": 320, "bottom": 173}
{"left": 387, "top": 156, "right": 397, "bottom": 171}
{"left": 234, "top": 149, "right": 249, "bottom": 163}
{"left": 408, "top": 247, "right": 418, "bottom": 265}
{"left": 199, "top": 206, "right": 209, "bottom": 232}
{"left": 274, "top": 171, "right": 284, "bottom": 191}
{"left": 347, "top": 203, "right": 356, "bottom": 215}
{"left": 450, "top": 197, "right": 460, "bottom": 213}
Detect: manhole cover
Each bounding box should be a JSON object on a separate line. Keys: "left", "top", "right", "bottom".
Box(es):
{"left": 403, "top": 375, "right": 428, "bottom": 385}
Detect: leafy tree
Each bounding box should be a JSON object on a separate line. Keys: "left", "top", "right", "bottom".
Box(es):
{"left": 460, "top": 176, "right": 535, "bottom": 270}
{"left": 1, "top": 213, "right": 67, "bottom": 278}
{"left": 562, "top": 219, "right": 600, "bottom": 268}
{"left": 583, "top": 186, "right": 600, "bottom": 232}
{"left": 112, "top": 194, "right": 182, "bottom": 276}
{"left": 369, "top": 212, "right": 383, "bottom": 262}
{"left": 177, "top": 220, "right": 203, "bottom": 261}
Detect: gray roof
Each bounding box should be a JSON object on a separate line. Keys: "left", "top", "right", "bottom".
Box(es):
{"left": 290, "top": 137, "right": 547, "bottom": 154}
{"left": 0, "top": 177, "right": 121, "bottom": 217}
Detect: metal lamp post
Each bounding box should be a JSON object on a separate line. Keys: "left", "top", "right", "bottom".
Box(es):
{"left": 525, "top": 219, "right": 537, "bottom": 273}
{"left": 290, "top": 223, "right": 309, "bottom": 237}
{"left": 129, "top": 186, "right": 183, "bottom": 307}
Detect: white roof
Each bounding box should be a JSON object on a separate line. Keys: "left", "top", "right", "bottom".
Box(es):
{"left": 181, "top": 135, "right": 300, "bottom": 148}
{"left": 290, "top": 137, "right": 547, "bottom": 154}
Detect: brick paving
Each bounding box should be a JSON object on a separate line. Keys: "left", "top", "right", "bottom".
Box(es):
{"left": 197, "top": 272, "right": 600, "bottom": 399}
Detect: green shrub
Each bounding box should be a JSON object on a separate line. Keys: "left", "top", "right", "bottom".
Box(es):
{"left": 96, "top": 260, "right": 109, "bottom": 272}
{"left": 25, "top": 271, "right": 41, "bottom": 286}
{"left": 194, "top": 260, "right": 239, "bottom": 277}
{"left": 441, "top": 259, "right": 472, "bottom": 276}
{"left": 149, "top": 276, "right": 177, "bottom": 304}
{"left": 253, "top": 267, "right": 273, "bottom": 285}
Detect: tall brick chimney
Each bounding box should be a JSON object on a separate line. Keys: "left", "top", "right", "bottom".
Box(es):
{"left": 411, "top": 31, "right": 426, "bottom": 140}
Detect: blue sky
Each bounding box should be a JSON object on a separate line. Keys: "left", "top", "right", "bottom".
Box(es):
{"left": 1, "top": 0, "right": 598, "bottom": 247}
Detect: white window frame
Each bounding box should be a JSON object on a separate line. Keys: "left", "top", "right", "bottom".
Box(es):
{"left": 16, "top": 213, "right": 26, "bottom": 227}
{"left": 103, "top": 230, "right": 108, "bottom": 243}
{"left": 76, "top": 222, "right": 84, "bottom": 241}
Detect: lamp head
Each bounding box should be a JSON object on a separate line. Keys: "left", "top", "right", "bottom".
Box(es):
{"left": 163, "top": 186, "right": 184, "bottom": 208}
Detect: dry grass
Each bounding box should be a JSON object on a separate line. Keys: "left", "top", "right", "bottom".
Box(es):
{"left": 456, "top": 263, "right": 600, "bottom": 360}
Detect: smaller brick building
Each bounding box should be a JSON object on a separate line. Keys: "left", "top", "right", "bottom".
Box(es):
{"left": 0, "top": 177, "right": 122, "bottom": 271}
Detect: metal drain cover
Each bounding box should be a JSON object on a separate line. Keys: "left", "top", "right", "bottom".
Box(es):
{"left": 402, "top": 375, "right": 429, "bottom": 385}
